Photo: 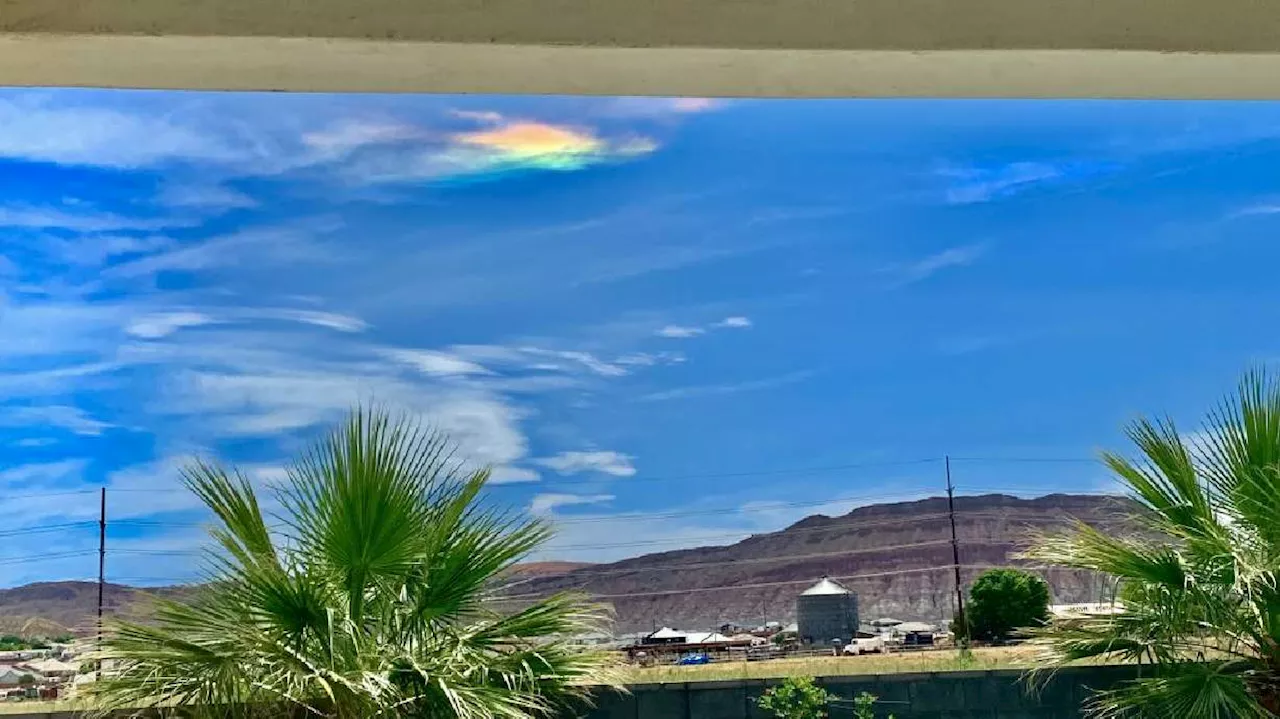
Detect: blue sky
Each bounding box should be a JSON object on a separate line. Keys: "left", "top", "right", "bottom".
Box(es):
{"left": 2, "top": 90, "right": 1280, "bottom": 585}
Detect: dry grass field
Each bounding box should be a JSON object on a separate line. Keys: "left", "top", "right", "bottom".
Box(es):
{"left": 623, "top": 645, "right": 1041, "bottom": 684}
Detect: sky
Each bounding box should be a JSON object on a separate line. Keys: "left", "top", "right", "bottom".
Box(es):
{"left": 2, "top": 90, "right": 1280, "bottom": 586}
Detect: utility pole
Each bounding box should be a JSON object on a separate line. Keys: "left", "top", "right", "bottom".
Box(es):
{"left": 946, "top": 456, "right": 969, "bottom": 648}
{"left": 97, "top": 487, "right": 106, "bottom": 678}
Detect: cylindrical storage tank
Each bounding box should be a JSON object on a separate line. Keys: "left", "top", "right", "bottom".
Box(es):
{"left": 796, "top": 576, "right": 859, "bottom": 646}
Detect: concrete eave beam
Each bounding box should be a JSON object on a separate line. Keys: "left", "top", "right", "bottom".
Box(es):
{"left": 3, "top": 0, "right": 1280, "bottom": 97}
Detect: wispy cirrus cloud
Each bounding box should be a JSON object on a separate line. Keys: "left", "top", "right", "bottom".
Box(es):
{"left": 656, "top": 325, "right": 705, "bottom": 339}
{"left": 0, "top": 205, "right": 198, "bottom": 233}
{"left": 0, "top": 95, "right": 241, "bottom": 170}
{"left": 535, "top": 451, "right": 637, "bottom": 477}
{"left": 638, "top": 370, "right": 815, "bottom": 402}
{"left": 884, "top": 243, "right": 989, "bottom": 286}
{"left": 1229, "top": 200, "right": 1280, "bottom": 219}
{"left": 0, "top": 92, "right": 667, "bottom": 192}
{"left": 939, "top": 161, "right": 1116, "bottom": 205}
{"left": 0, "top": 405, "right": 114, "bottom": 437}
{"left": 654, "top": 316, "right": 752, "bottom": 339}
{"left": 529, "top": 492, "right": 615, "bottom": 516}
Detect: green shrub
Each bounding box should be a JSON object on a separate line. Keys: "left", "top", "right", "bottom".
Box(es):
{"left": 853, "top": 691, "right": 895, "bottom": 719}
{"left": 757, "top": 677, "right": 834, "bottom": 719}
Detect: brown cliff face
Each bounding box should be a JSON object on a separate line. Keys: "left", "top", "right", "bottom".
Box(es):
{"left": 508, "top": 493, "right": 1138, "bottom": 632}
{"left": 0, "top": 495, "right": 1135, "bottom": 637}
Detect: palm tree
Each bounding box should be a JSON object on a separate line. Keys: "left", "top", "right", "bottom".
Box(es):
{"left": 85, "top": 410, "right": 620, "bottom": 718}
{"left": 1025, "top": 371, "right": 1280, "bottom": 718}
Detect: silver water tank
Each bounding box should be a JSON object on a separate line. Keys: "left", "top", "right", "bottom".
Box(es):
{"left": 797, "top": 576, "right": 859, "bottom": 646}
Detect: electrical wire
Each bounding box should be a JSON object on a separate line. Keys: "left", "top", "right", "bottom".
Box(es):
{"left": 493, "top": 539, "right": 962, "bottom": 591}
{"left": 490, "top": 458, "right": 944, "bottom": 488}
{"left": 107, "top": 489, "right": 1115, "bottom": 533}
{"left": 103, "top": 509, "right": 1101, "bottom": 562}
{"left": 0, "top": 521, "right": 98, "bottom": 538}
{"left": 0, "top": 550, "right": 97, "bottom": 566}
{"left": 489, "top": 563, "right": 1033, "bottom": 602}
{"left": 948, "top": 457, "right": 1100, "bottom": 464}
{"left": 2, "top": 489, "right": 100, "bottom": 500}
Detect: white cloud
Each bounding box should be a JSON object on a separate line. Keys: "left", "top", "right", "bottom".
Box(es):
{"left": 715, "top": 316, "right": 752, "bottom": 329}
{"left": 532, "top": 483, "right": 942, "bottom": 563}
{"left": 244, "top": 465, "right": 291, "bottom": 484}
{"left": 490, "top": 466, "right": 541, "bottom": 484}
{"left": 104, "top": 455, "right": 216, "bottom": 519}
{"left": 156, "top": 183, "right": 258, "bottom": 211}
{"left": 0, "top": 405, "right": 113, "bottom": 436}
{"left": 529, "top": 493, "right": 615, "bottom": 516}
{"left": 0, "top": 206, "right": 197, "bottom": 232}
{"left": 656, "top": 325, "right": 705, "bottom": 339}
{"left": 13, "top": 438, "right": 57, "bottom": 448}
{"left": 0, "top": 362, "right": 121, "bottom": 397}
{"left": 0, "top": 459, "right": 88, "bottom": 490}
{"left": 127, "top": 312, "right": 218, "bottom": 339}
{"left": 639, "top": 370, "right": 815, "bottom": 402}
{"left": 1230, "top": 202, "right": 1280, "bottom": 219}
{"left": 655, "top": 317, "right": 749, "bottom": 339}
{"left": 517, "top": 348, "right": 628, "bottom": 377}
{"left": 890, "top": 243, "right": 988, "bottom": 285}
{"left": 104, "top": 222, "right": 337, "bottom": 280}
{"left": 246, "top": 309, "right": 367, "bottom": 333}
{"left": 41, "top": 233, "right": 176, "bottom": 268}
{"left": 126, "top": 308, "right": 365, "bottom": 340}
{"left": 0, "top": 97, "right": 242, "bottom": 169}
{"left": 301, "top": 121, "right": 425, "bottom": 163}
{"left": 384, "top": 349, "right": 491, "bottom": 377}
{"left": 535, "top": 450, "right": 637, "bottom": 477}
{"left": 942, "top": 162, "right": 1063, "bottom": 205}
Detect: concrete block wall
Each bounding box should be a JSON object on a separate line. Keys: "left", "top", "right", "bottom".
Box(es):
{"left": 582, "top": 666, "right": 1140, "bottom": 719}
{"left": 0, "top": 666, "right": 1138, "bottom": 719}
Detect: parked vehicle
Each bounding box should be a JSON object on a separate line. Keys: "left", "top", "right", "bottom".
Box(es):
{"left": 676, "top": 653, "right": 711, "bottom": 665}
{"left": 842, "top": 636, "right": 887, "bottom": 655}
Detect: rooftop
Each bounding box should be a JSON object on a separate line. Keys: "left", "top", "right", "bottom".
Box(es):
{"left": 801, "top": 576, "right": 853, "bottom": 596}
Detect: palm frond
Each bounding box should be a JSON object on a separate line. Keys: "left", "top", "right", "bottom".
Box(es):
{"left": 1029, "top": 370, "right": 1280, "bottom": 719}
{"left": 88, "top": 407, "right": 618, "bottom": 719}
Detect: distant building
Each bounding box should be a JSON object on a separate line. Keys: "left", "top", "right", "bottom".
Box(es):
{"left": 0, "top": 667, "right": 38, "bottom": 688}
{"left": 567, "top": 633, "right": 614, "bottom": 647}
{"left": 894, "top": 621, "right": 937, "bottom": 646}
{"left": 1050, "top": 603, "right": 1124, "bottom": 619}
{"left": 796, "top": 576, "right": 859, "bottom": 646}
{"left": 23, "top": 658, "right": 79, "bottom": 680}
{"left": 642, "top": 627, "right": 687, "bottom": 645}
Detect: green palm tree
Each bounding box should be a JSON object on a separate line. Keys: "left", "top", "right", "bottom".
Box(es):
{"left": 85, "top": 410, "right": 620, "bottom": 718}
{"left": 1025, "top": 372, "right": 1280, "bottom": 718}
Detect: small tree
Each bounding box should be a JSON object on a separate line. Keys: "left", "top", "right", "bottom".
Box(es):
{"left": 757, "top": 677, "right": 833, "bottom": 719}
{"left": 853, "top": 692, "right": 895, "bottom": 719}
{"left": 17, "top": 674, "right": 34, "bottom": 687}
{"left": 963, "top": 568, "right": 1050, "bottom": 642}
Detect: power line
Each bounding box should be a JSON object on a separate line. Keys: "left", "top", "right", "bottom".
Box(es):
{"left": 959, "top": 486, "right": 1123, "bottom": 497}
{"left": 100, "top": 458, "right": 943, "bottom": 494}
{"left": 494, "top": 539, "right": 960, "bottom": 591}
{"left": 550, "top": 489, "right": 950, "bottom": 526}
{"left": 492, "top": 458, "right": 944, "bottom": 488}
{"left": 2, "top": 489, "right": 100, "bottom": 500}
{"left": 101, "top": 508, "right": 1098, "bottom": 560}
{"left": 111, "top": 549, "right": 202, "bottom": 556}
{"left": 948, "top": 457, "right": 1100, "bottom": 464}
{"left": 106, "top": 488, "right": 1094, "bottom": 534}
{"left": 0, "top": 521, "right": 98, "bottom": 538}
{"left": 540, "top": 508, "right": 1102, "bottom": 554}
{"left": 490, "top": 563, "right": 1028, "bottom": 602}
{"left": 0, "top": 550, "right": 98, "bottom": 566}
